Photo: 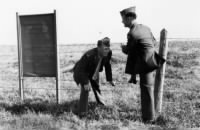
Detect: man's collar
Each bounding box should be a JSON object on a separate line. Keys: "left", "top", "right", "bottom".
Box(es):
{"left": 130, "top": 21, "right": 137, "bottom": 29}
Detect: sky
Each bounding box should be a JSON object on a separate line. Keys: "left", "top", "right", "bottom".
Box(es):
{"left": 1, "top": 0, "right": 200, "bottom": 45}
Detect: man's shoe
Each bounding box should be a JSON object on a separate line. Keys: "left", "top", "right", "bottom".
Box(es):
{"left": 143, "top": 119, "right": 156, "bottom": 124}
{"left": 128, "top": 76, "right": 137, "bottom": 84}
{"left": 78, "top": 112, "right": 88, "bottom": 118}
{"left": 98, "top": 101, "right": 105, "bottom": 106}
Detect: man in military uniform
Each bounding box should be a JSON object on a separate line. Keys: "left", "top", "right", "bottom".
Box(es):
{"left": 120, "top": 6, "right": 165, "bottom": 123}
{"left": 73, "top": 37, "right": 115, "bottom": 117}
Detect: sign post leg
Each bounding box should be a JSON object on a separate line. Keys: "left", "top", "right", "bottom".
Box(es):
{"left": 54, "top": 10, "right": 61, "bottom": 104}
{"left": 16, "top": 12, "right": 24, "bottom": 102}
{"left": 19, "top": 78, "right": 24, "bottom": 101}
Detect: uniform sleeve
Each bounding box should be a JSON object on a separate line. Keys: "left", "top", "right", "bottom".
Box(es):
{"left": 122, "top": 33, "right": 132, "bottom": 54}
{"left": 104, "top": 51, "right": 112, "bottom": 81}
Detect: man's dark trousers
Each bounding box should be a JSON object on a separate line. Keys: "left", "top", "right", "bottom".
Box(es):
{"left": 140, "top": 71, "right": 155, "bottom": 122}
{"left": 79, "top": 78, "right": 103, "bottom": 115}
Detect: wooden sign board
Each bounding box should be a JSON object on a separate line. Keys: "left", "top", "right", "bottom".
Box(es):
{"left": 18, "top": 13, "right": 57, "bottom": 77}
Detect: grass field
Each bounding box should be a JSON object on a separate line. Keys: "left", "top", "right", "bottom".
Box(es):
{"left": 0, "top": 41, "right": 199, "bottom": 130}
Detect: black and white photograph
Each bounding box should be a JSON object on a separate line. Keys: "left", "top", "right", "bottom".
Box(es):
{"left": 0, "top": 0, "right": 200, "bottom": 129}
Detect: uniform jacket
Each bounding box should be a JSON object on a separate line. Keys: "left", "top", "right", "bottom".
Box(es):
{"left": 73, "top": 48, "right": 112, "bottom": 85}
{"left": 123, "top": 23, "right": 165, "bottom": 74}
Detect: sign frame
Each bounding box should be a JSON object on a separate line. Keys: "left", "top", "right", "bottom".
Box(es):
{"left": 16, "top": 10, "right": 61, "bottom": 103}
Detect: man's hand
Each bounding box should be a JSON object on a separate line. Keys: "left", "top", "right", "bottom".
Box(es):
{"left": 121, "top": 43, "right": 128, "bottom": 54}
{"left": 109, "top": 81, "right": 115, "bottom": 86}
{"left": 84, "top": 83, "right": 91, "bottom": 91}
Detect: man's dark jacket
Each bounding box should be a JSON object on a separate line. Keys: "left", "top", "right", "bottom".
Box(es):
{"left": 73, "top": 48, "right": 112, "bottom": 86}
{"left": 123, "top": 23, "right": 165, "bottom": 74}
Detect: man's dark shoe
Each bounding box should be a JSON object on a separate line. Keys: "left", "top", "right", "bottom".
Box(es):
{"left": 143, "top": 119, "right": 156, "bottom": 124}
{"left": 128, "top": 76, "right": 137, "bottom": 84}
{"left": 78, "top": 112, "right": 88, "bottom": 119}
{"left": 97, "top": 101, "right": 105, "bottom": 106}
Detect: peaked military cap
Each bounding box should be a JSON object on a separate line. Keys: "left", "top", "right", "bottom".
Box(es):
{"left": 120, "top": 6, "right": 136, "bottom": 16}
{"left": 97, "top": 37, "right": 110, "bottom": 47}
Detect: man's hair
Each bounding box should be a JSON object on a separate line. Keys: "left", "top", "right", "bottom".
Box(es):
{"left": 97, "top": 37, "right": 110, "bottom": 47}
{"left": 125, "top": 12, "right": 137, "bottom": 19}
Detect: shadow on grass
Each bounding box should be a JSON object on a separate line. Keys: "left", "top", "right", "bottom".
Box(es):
{"left": 0, "top": 99, "right": 184, "bottom": 127}
{"left": 0, "top": 98, "right": 80, "bottom": 116}
{"left": 0, "top": 98, "right": 142, "bottom": 122}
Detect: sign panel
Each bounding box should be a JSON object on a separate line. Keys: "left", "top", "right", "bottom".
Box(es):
{"left": 19, "top": 14, "right": 56, "bottom": 77}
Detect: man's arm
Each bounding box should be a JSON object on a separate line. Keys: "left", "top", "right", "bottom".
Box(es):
{"left": 121, "top": 33, "right": 133, "bottom": 55}
{"left": 104, "top": 51, "right": 115, "bottom": 86}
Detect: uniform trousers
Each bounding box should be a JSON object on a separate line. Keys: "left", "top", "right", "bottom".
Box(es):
{"left": 139, "top": 71, "right": 155, "bottom": 122}
{"left": 79, "top": 78, "right": 104, "bottom": 115}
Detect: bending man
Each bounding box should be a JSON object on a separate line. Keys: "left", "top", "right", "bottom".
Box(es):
{"left": 73, "top": 37, "right": 115, "bottom": 117}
